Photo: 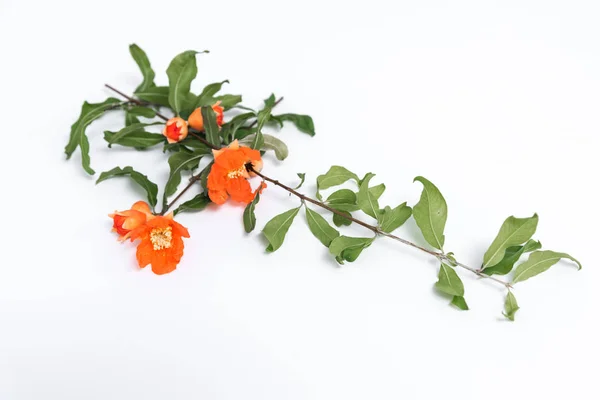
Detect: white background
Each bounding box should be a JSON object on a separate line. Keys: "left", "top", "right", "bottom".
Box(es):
{"left": 1, "top": 0, "right": 599, "bottom": 399}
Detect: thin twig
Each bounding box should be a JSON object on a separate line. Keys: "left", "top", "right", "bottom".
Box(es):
{"left": 104, "top": 84, "right": 170, "bottom": 121}
{"left": 160, "top": 174, "right": 202, "bottom": 216}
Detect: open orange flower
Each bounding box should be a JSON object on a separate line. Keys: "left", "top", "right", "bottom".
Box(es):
{"left": 207, "top": 140, "right": 264, "bottom": 204}
{"left": 162, "top": 117, "right": 189, "bottom": 143}
{"left": 187, "top": 102, "right": 225, "bottom": 131}
{"left": 108, "top": 201, "right": 153, "bottom": 241}
{"left": 128, "top": 213, "right": 190, "bottom": 275}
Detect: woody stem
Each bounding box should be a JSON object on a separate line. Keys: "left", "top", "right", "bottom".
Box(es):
{"left": 248, "top": 166, "right": 512, "bottom": 290}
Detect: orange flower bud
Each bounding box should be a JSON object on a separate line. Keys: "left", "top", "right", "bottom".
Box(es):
{"left": 187, "top": 102, "right": 225, "bottom": 131}
{"left": 162, "top": 117, "right": 188, "bottom": 143}
{"left": 108, "top": 201, "right": 153, "bottom": 241}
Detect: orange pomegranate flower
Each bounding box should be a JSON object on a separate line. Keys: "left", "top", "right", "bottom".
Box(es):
{"left": 187, "top": 102, "right": 225, "bottom": 131}
{"left": 129, "top": 213, "right": 190, "bottom": 275}
{"left": 162, "top": 117, "right": 189, "bottom": 143}
{"left": 108, "top": 201, "right": 153, "bottom": 241}
{"left": 207, "top": 140, "right": 264, "bottom": 205}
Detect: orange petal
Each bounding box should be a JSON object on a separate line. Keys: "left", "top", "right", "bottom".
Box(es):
{"left": 227, "top": 176, "right": 254, "bottom": 204}
{"left": 209, "top": 189, "right": 228, "bottom": 205}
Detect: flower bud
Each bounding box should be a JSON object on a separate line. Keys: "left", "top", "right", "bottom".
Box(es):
{"left": 187, "top": 102, "right": 225, "bottom": 131}
{"left": 162, "top": 117, "right": 188, "bottom": 143}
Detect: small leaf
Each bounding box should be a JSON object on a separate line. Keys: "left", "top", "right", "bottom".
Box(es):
{"left": 96, "top": 166, "right": 158, "bottom": 210}
{"left": 195, "top": 80, "right": 229, "bottom": 107}
{"left": 369, "top": 183, "right": 385, "bottom": 200}
{"left": 127, "top": 106, "right": 157, "bottom": 118}
{"left": 201, "top": 106, "right": 221, "bottom": 147}
{"left": 483, "top": 239, "right": 542, "bottom": 276}
{"left": 326, "top": 189, "right": 359, "bottom": 212}
{"left": 199, "top": 161, "right": 213, "bottom": 192}
{"left": 104, "top": 131, "right": 164, "bottom": 149}
{"left": 65, "top": 98, "right": 121, "bottom": 175}
{"left": 173, "top": 193, "right": 210, "bottom": 216}
{"left": 357, "top": 173, "right": 380, "bottom": 219}
{"left": 243, "top": 191, "right": 261, "bottom": 233}
{"left": 512, "top": 250, "right": 582, "bottom": 284}
{"left": 294, "top": 173, "right": 306, "bottom": 190}
{"left": 105, "top": 122, "right": 163, "bottom": 148}
{"left": 240, "top": 134, "right": 289, "bottom": 160}
{"left": 332, "top": 211, "right": 353, "bottom": 227}
{"left": 214, "top": 94, "right": 242, "bottom": 110}
{"left": 221, "top": 112, "right": 254, "bottom": 143}
{"left": 412, "top": 176, "right": 448, "bottom": 250}
{"left": 167, "top": 50, "right": 207, "bottom": 115}
{"left": 435, "top": 263, "right": 464, "bottom": 297}
{"left": 482, "top": 214, "right": 539, "bottom": 270}
{"left": 162, "top": 150, "right": 210, "bottom": 209}
{"left": 135, "top": 86, "right": 170, "bottom": 107}
{"left": 262, "top": 207, "right": 301, "bottom": 252}
{"left": 129, "top": 44, "right": 156, "bottom": 93}
{"left": 378, "top": 203, "right": 412, "bottom": 233}
{"left": 275, "top": 113, "right": 315, "bottom": 136}
{"left": 125, "top": 111, "right": 140, "bottom": 126}
{"left": 316, "top": 166, "right": 360, "bottom": 199}
{"left": 329, "top": 236, "right": 374, "bottom": 264}
{"left": 305, "top": 207, "right": 340, "bottom": 247}
{"left": 503, "top": 291, "right": 519, "bottom": 321}
{"left": 451, "top": 296, "right": 469, "bottom": 311}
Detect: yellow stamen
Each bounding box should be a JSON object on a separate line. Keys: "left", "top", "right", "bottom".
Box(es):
{"left": 150, "top": 226, "right": 173, "bottom": 250}
{"left": 227, "top": 166, "right": 246, "bottom": 179}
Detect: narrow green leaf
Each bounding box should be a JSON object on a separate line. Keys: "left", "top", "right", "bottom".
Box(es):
{"left": 127, "top": 106, "right": 157, "bottom": 118}
{"left": 305, "top": 207, "right": 340, "bottom": 247}
{"left": 214, "top": 94, "right": 242, "bottom": 110}
{"left": 104, "top": 131, "right": 164, "bottom": 149}
{"left": 451, "top": 296, "right": 469, "bottom": 311}
{"left": 243, "top": 191, "right": 261, "bottom": 233}
{"left": 105, "top": 122, "right": 163, "bottom": 148}
{"left": 135, "top": 86, "right": 170, "bottom": 107}
{"left": 512, "top": 250, "right": 582, "bottom": 284}
{"left": 96, "top": 166, "right": 158, "bottom": 210}
{"left": 129, "top": 44, "right": 156, "bottom": 93}
{"left": 378, "top": 203, "right": 412, "bottom": 233}
{"left": 329, "top": 236, "right": 374, "bottom": 264}
{"left": 195, "top": 80, "right": 229, "bottom": 108}
{"left": 65, "top": 98, "right": 121, "bottom": 174}
{"left": 262, "top": 207, "right": 301, "bottom": 252}
{"left": 316, "top": 166, "right": 360, "bottom": 200}
{"left": 482, "top": 214, "right": 539, "bottom": 270}
{"left": 357, "top": 173, "right": 380, "bottom": 219}
{"left": 294, "top": 173, "right": 306, "bottom": 190}
{"left": 503, "top": 291, "right": 519, "bottom": 321}
{"left": 125, "top": 111, "right": 140, "bottom": 126}
{"left": 162, "top": 150, "right": 209, "bottom": 208}
{"left": 240, "top": 133, "right": 289, "bottom": 160}
{"left": 167, "top": 50, "right": 207, "bottom": 115}
{"left": 275, "top": 113, "right": 315, "bottom": 136}
{"left": 435, "top": 263, "right": 464, "bottom": 297}
{"left": 413, "top": 176, "right": 448, "bottom": 250}
{"left": 173, "top": 193, "right": 211, "bottom": 216}
{"left": 199, "top": 161, "right": 213, "bottom": 192}
{"left": 201, "top": 106, "right": 221, "bottom": 146}
{"left": 332, "top": 210, "right": 353, "bottom": 227}
{"left": 483, "top": 239, "right": 542, "bottom": 276}
{"left": 251, "top": 94, "right": 276, "bottom": 150}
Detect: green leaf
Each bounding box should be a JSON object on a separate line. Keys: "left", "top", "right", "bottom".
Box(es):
{"left": 129, "top": 44, "right": 155, "bottom": 93}
{"left": 412, "top": 176, "right": 448, "bottom": 250}
{"left": 332, "top": 211, "right": 353, "bottom": 227}
{"left": 214, "top": 94, "right": 242, "bottom": 110}
{"left": 262, "top": 207, "right": 301, "bottom": 252}
{"left": 105, "top": 122, "right": 163, "bottom": 148}
{"left": 103, "top": 130, "right": 164, "bottom": 149}
{"left": 162, "top": 150, "right": 209, "bottom": 209}
{"left": 294, "top": 173, "right": 306, "bottom": 190}
{"left": 167, "top": 50, "right": 207, "bottom": 115}
{"left": 369, "top": 183, "right": 385, "bottom": 200}
{"left": 378, "top": 203, "right": 412, "bottom": 233}
{"left": 201, "top": 106, "right": 221, "bottom": 146}
{"left": 482, "top": 214, "right": 539, "bottom": 270}
{"left": 329, "top": 236, "right": 374, "bottom": 264}
{"left": 221, "top": 112, "right": 254, "bottom": 143}
{"left": 240, "top": 133, "right": 289, "bottom": 160}
{"left": 305, "top": 207, "right": 340, "bottom": 247}
{"left": 176, "top": 137, "right": 212, "bottom": 152}
{"left": 65, "top": 98, "right": 121, "bottom": 175}
{"left": 357, "top": 173, "right": 380, "bottom": 219}
{"left": 173, "top": 193, "right": 211, "bottom": 216}
{"left": 127, "top": 106, "right": 156, "bottom": 118}
{"left": 275, "top": 113, "right": 315, "bottom": 136}
{"left": 198, "top": 161, "right": 213, "bottom": 192}
{"left": 435, "top": 263, "right": 464, "bottom": 297}
{"left": 503, "top": 291, "right": 519, "bottom": 321}
{"left": 326, "top": 189, "right": 359, "bottom": 212}
{"left": 125, "top": 111, "right": 140, "bottom": 126}
{"left": 194, "top": 80, "right": 229, "bottom": 107}
{"left": 316, "top": 166, "right": 360, "bottom": 200}
{"left": 483, "top": 239, "right": 542, "bottom": 276}
{"left": 243, "top": 191, "right": 261, "bottom": 233}
{"left": 512, "top": 250, "right": 582, "bottom": 284}
{"left": 136, "top": 86, "right": 170, "bottom": 107}
{"left": 251, "top": 94, "right": 276, "bottom": 150}
{"left": 451, "top": 296, "right": 469, "bottom": 311}
{"left": 96, "top": 166, "right": 158, "bottom": 210}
